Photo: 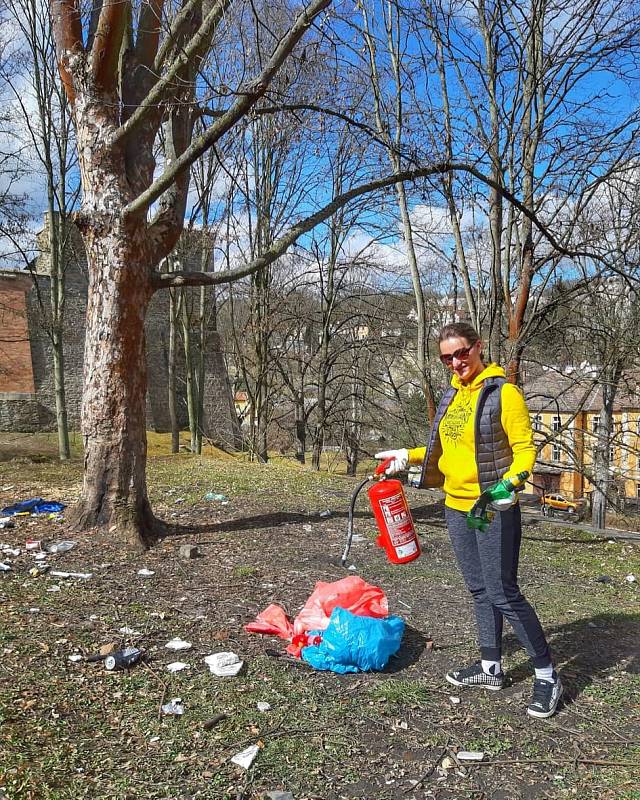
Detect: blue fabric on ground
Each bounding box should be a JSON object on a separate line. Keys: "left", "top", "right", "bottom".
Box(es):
{"left": 301, "top": 607, "right": 404, "bottom": 674}
{"left": 1, "top": 498, "right": 65, "bottom": 516}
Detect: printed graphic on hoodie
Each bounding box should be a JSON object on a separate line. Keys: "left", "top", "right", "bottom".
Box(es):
{"left": 440, "top": 391, "right": 473, "bottom": 445}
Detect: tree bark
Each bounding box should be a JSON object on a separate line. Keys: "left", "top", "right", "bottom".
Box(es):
{"left": 69, "top": 220, "right": 158, "bottom": 550}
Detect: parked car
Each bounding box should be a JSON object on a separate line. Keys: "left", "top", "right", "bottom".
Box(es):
{"left": 541, "top": 493, "right": 579, "bottom": 516}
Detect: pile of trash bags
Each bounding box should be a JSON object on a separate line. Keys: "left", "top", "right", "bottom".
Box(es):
{"left": 245, "top": 576, "right": 404, "bottom": 674}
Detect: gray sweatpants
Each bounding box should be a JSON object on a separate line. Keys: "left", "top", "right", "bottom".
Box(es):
{"left": 446, "top": 505, "right": 551, "bottom": 668}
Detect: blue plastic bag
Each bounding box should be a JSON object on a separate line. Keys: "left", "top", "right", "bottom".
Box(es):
{"left": 1, "top": 498, "right": 65, "bottom": 516}
{"left": 301, "top": 607, "right": 404, "bottom": 674}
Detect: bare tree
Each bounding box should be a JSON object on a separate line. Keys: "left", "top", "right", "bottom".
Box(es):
{"left": 2, "top": 0, "right": 80, "bottom": 459}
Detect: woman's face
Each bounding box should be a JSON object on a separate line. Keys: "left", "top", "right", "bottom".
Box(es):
{"left": 439, "top": 336, "right": 484, "bottom": 383}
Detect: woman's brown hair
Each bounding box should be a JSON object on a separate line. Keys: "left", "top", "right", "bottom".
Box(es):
{"left": 438, "top": 322, "right": 481, "bottom": 346}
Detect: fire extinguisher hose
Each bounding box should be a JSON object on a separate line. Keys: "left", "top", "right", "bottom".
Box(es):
{"left": 341, "top": 476, "right": 372, "bottom": 567}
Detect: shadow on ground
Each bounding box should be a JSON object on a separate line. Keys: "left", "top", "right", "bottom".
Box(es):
{"left": 501, "top": 611, "right": 640, "bottom": 700}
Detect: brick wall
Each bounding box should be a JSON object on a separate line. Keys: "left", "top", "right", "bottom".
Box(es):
{"left": 0, "top": 274, "right": 36, "bottom": 394}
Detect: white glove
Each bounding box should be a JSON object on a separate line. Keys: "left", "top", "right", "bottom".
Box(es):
{"left": 374, "top": 448, "right": 409, "bottom": 475}
{"left": 489, "top": 493, "right": 516, "bottom": 511}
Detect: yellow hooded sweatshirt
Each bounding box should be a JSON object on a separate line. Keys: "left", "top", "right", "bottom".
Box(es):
{"left": 407, "top": 364, "right": 537, "bottom": 512}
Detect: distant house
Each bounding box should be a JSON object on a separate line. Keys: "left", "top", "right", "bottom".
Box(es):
{"left": 524, "top": 369, "right": 640, "bottom": 503}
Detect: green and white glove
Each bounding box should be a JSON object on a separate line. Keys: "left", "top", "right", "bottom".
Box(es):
{"left": 374, "top": 448, "right": 409, "bottom": 475}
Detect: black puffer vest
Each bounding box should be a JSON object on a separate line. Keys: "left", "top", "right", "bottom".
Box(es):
{"left": 419, "top": 376, "right": 511, "bottom": 491}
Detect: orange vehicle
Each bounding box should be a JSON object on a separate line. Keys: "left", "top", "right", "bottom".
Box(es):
{"left": 541, "top": 493, "right": 579, "bottom": 516}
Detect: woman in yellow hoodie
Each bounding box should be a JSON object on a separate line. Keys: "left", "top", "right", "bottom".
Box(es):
{"left": 376, "top": 322, "right": 563, "bottom": 719}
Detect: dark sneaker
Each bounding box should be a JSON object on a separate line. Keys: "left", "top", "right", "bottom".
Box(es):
{"left": 527, "top": 672, "right": 563, "bottom": 718}
{"left": 446, "top": 661, "right": 504, "bottom": 691}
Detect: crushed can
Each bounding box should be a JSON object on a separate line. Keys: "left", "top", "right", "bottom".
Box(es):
{"left": 105, "top": 646, "right": 143, "bottom": 671}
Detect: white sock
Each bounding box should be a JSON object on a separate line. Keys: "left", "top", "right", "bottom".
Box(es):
{"left": 481, "top": 659, "right": 501, "bottom": 676}
{"left": 534, "top": 664, "right": 555, "bottom": 682}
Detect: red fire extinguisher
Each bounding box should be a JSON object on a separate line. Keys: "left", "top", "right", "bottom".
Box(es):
{"left": 341, "top": 457, "right": 421, "bottom": 566}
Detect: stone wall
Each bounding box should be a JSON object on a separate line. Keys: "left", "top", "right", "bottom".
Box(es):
{"left": 0, "top": 224, "right": 240, "bottom": 444}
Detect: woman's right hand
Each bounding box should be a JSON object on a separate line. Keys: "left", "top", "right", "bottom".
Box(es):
{"left": 374, "top": 449, "right": 409, "bottom": 475}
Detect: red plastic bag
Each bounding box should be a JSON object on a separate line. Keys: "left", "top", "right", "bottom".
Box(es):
{"left": 244, "top": 603, "right": 293, "bottom": 640}
{"left": 292, "top": 576, "right": 388, "bottom": 636}
{"left": 244, "top": 577, "right": 389, "bottom": 658}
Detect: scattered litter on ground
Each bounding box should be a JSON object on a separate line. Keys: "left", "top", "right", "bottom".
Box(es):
{"left": 1, "top": 485, "right": 14, "bottom": 491}
{"left": 257, "top": 701, "right": 271, "bottom": 712}
{"left": 105, "top": 647, "right": 143, "bottom": 670}
{"left": 348, "top": 564, "right": 357, "bottom": 571}
{"left": 626, "top": 574, "right": 636, "bottom": 583}
{"left": 0, "top": 563, "right": 11, "bottom": 572}
{"left": 303, "top": 524, "right": 313, "bottom": 532}
{"left": 457, "top": 751, "right": 485, "bottom": 762}
{"left": 45, "top": 540, "right": 76, "bottom": 554}
{"left": 137, "top": 568, "right": 155, "bottom": 577}
{"left": 49, "top": 570, "right": 92, "bottom": 580}
{"left": 47, "top": 585, "right": 60, "bottom": 592}
{"left": 118, "top": 626, "right": 141, "bottom": 636}
{"left": 1, "top": 498, "right": 65, "bottom": 516}
{"left": 0, "top": 519, "right": 15, "bottom": 529}
{"left": 165, "top": 638, "right": 192, "bottom": 651}
{"left": 265, "top": 792, "right": 295, "bottom": 800}
{"left": 204, "top": 651, "right": 244, "bottom": 676}
{"left": 204, "top": 492, "right": 228, "bottom": 502}
{"left": 230, "top": 743, "right": 260, "bottom": 769}
{"left": 161, "top": 698, "right": 184, "bottom": 716}
{"left": 0, "top": 545, "right": 20, "bottom": 556}
{"left": 440, "top": 756, "right": 456, "bottom": 771}
{"left": 166, "top": 662, "right": 190, "bottom": 673}
{"left": 34, "top": 553, "right": 47, "bottom": 561}
{"left": 449, "top": 695, "right": 461, "bottom": 705}
{"left": 203, "top": 713, "right": 227, "bottom": 730}
{"left": 319, "top": 510, "right": 332, "bottom": 518}
{"left": 68, "top": 654, "right": 83, "bottom": 662}
{"left": 179, "top": 544, "right": 199, "bottom": 560}
{"left": 29, "top": 565, "right": 49, "bottom": 577}
{"left": 25, "top": 539, "right": 41, "bottom": 550}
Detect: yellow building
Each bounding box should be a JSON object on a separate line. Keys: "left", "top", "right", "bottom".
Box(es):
{"left": 524, "top": 372, "right": 640, "bottom": 503}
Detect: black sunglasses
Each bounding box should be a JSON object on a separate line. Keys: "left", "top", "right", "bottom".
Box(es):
{"left": 439, "top": 344, "right": 475, "bottom": 366}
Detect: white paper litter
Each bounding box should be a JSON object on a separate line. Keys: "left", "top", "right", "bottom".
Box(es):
{"left": 166, "top": 662, "right": 190, "bottom": 673}
{"left": 257, "top": 701, "right": 271, "bottom": 712}
{"left": 119, "top": 626, "right": 141, "bottom": 636}
{"left": 50, "top": 570, "right": 93, "bottom": 580}
{"left": 68, "top": 654, "right": 83, "bottom": 662}
{"left": 137, "top": 569, "right": 155, "bottom": 577}
{"left": 449, "top": 695, "right": 461, "bottom": 705}
{"left": 204, "top": 651, "right": 244, "bottom": 676}
{"left": 161, "top": 698, "right": 184, "bottom": 716}
{"left": 0, "top": 545, "right": 20, "bottom": 556}
{"left": 457, "top": 751, "right": 485, "bottom": 761}
{"left": 165, "top": 637, "right": 192, "bottom": 651}
{"left": 625, "top": 574, "right": 636, "bottom": 583}
{"left": 230, "top": 744, "right": 259, "bottom": 769}
{"left": 0, "top": 563, "right": 11, "bottom": 572}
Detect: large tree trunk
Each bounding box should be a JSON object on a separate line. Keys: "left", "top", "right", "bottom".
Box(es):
{"left": 69, "top": 222, "right": 159, "bottom": 550}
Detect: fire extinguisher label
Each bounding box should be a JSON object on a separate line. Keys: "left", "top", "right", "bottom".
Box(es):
{"left": 380, "top": 492, "right": 418, "bottom": 557}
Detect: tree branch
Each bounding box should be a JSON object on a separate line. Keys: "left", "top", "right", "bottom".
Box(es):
{"left": 150, "top": 160, "right": 603, "bottom": 291}
{"left": 125, "top": 0, "right": 332, "bottom": 217}
{"left": 114, "top": 0, "right": 231, "bottom": 146}
{"left": 135, "top": 0, "right": 164, "bottom": 70}
{"left": 89, "top": 0, "right": 129, "bottom": 92}
{"left": 50, "top": 0, "right": 84, "bottom": 104}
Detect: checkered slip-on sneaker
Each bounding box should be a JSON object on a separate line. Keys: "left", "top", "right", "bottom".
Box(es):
{"left": 445, "top": 661, "right": 504, "bottom": 691}
{"left": 527, "top": 673, "right": 563, "bottom": 718}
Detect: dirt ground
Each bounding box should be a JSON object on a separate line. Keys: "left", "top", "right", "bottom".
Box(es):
{"left": 0, "top": 453, "right": 639, "bottom": 800}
